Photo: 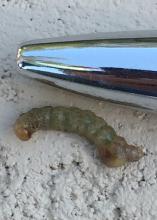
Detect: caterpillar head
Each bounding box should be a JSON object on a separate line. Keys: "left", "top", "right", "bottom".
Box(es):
{"left": 14, "top": 113, "right": 33, "bottom": 141}
{"left": 98, "top": 136, "right": 144, "bottom": 167}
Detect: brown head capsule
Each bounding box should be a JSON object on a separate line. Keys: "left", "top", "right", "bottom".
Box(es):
{"left": 14, "top": 106, "right": 144, "bottom": 167}
{"left": 14, "top": 115, "right": 32, "bottom": 141}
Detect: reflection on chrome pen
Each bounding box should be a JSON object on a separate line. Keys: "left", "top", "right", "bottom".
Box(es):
{"left": 17, "top": 31, "right": 157, "bottom": 111}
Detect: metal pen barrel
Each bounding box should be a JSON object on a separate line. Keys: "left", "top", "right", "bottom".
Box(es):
{"left": 17, "top": 31, "right": 157, "bottom": 111}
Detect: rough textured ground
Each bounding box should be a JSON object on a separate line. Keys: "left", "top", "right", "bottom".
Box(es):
{"left": 0, "top": 0, "right": 157, "bottom": 220}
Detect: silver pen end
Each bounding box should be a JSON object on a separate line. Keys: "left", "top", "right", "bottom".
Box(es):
{"left": 17, "top": 31, "right": 157, "bottom": 111}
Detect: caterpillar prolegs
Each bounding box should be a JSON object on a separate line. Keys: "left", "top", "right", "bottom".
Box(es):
{"left": 14, "top": 106, "right": 144, "bottom": 167}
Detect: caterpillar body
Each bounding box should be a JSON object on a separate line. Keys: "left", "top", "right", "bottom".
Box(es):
{"left": 14, "top": 106, "right": 144, "bottom": 167}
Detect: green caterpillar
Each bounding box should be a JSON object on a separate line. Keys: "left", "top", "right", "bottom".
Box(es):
{"left": 14, "top": 106, "right": 144, "bottom": 167}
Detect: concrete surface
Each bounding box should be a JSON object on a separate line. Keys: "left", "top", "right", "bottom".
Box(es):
{"left": 0, "top": 0, "right": 157, "bottom": 219}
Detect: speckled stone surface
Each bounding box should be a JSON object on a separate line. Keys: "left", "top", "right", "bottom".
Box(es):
{"left": 0, "top": 1, "right": 157, "bottom": 219}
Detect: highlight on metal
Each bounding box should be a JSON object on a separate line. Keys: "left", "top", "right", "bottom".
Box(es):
{"left": 17, "top": 31, "right": 157, "bottom": 111}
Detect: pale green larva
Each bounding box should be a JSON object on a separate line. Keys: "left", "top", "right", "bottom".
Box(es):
{"left": 14, "top": 106, "right": 144, "bottom": 168}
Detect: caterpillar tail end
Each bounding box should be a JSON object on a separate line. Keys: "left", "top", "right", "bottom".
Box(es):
{"left": 97, "top": 137, "right": 144, "bottom": 168}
